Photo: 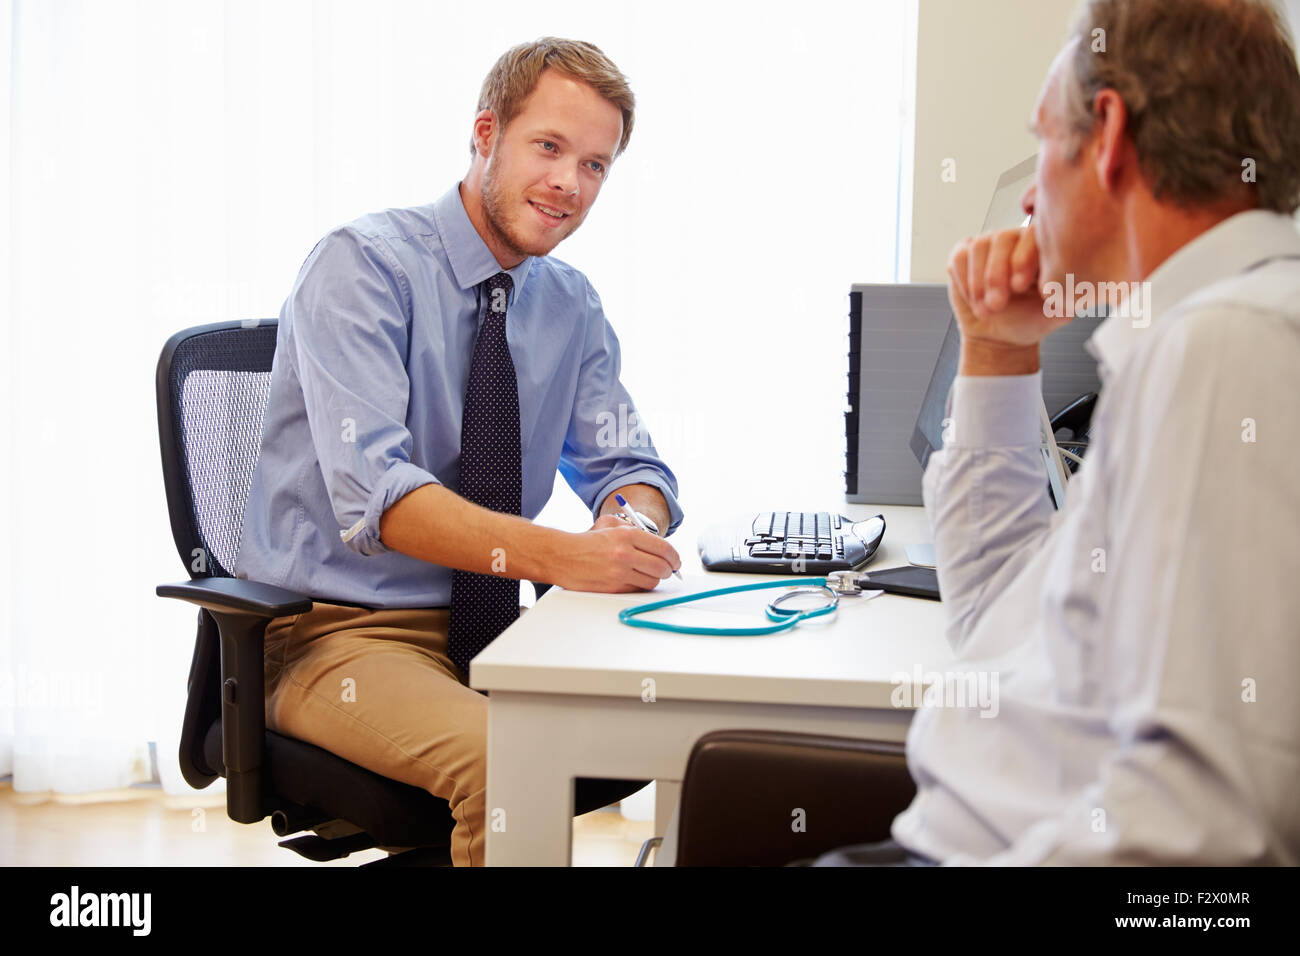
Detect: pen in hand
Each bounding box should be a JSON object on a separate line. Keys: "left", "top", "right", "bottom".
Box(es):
{"left": 614, "top": 493, "right": 683, "bottom": 581}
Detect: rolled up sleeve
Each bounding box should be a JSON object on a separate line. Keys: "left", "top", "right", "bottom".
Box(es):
{"left": 558, "top": 278, "right": 684, "bottom": 534}
{"left": 287, "top": 227, "right": 441, "bottom": 556}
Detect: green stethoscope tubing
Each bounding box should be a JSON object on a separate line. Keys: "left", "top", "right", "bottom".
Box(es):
{"left": 618, "top": 577, "right": 839, "bottom": 635}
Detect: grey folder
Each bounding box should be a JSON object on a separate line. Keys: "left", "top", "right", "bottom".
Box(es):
{"left": 845, "top": 283, "right": 953, "bottom": 505}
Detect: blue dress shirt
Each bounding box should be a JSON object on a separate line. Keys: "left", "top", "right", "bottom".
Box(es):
{"left": 235, "top": 183, "right": 683, "bottom": 608}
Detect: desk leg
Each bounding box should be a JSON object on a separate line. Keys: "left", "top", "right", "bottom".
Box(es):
{"left": 485, "top": 697, "right": 575, "bottom": 866}
{"left": 654, "top": 780, "right": 680, "bottom": 838}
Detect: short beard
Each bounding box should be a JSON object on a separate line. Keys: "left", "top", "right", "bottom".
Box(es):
{"left": 481, "top": 156, "right": 546, "bottom": 261}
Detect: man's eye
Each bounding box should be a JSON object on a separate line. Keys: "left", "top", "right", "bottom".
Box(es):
{"left": 587, "top": 161, "right": 605, "bottom": 175}
{"left": 540, "top": 141, "right": 557, "bottom": 152}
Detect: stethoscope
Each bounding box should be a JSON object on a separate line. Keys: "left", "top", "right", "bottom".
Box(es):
{"left": 617, "top": 572, "right": 882, "bottom": 636}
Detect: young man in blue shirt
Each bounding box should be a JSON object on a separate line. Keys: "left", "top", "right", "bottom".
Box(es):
{"left": 238, "top": 38, "right": 683, "bottom": 866}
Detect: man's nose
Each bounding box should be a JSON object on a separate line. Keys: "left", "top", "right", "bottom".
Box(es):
{"left": 548, "top": 161, "right": 580, "bottom": 198}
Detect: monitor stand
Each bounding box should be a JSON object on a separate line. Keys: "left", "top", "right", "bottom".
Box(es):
{"left": 905, "top": 543, "right": 936, "bottom": 568}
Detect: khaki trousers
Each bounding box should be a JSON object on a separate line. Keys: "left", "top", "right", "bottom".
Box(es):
{"left": 263, "top": 601, "right": 494, "bottom": 867}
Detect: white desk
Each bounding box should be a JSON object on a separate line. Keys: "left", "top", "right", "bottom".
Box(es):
{"left": 471, "top": 504, "right": 954, "bottom": 866}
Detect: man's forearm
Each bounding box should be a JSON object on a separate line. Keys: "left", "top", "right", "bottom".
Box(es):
{"left": 924, "top": 373, "right": 1054, "bottom": 652}
{"left": 599, "top": 483, "right": 671, "bottom": 536}
{"left": 378, "top": 483, "right": 567, "bottom": 582}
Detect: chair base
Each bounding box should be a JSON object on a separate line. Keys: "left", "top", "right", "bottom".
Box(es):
{"left": 277, "top": 831, "right": 379, "bottom": 862}
{"left": 366, "top": 845, "right": 454, "bottom": 867}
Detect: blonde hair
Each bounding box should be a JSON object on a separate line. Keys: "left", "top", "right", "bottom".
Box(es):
{"left": 471, "top": 37, "right": 635, "bottom": 158}
{"left": 1064, "top": 0, "right": 1300, "bottom": 213}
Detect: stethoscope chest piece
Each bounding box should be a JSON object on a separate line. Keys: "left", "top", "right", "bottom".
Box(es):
{"left": 764, "top": 585, "right": 839, "bottom": 622}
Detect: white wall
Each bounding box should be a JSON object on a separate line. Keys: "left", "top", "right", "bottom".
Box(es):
{"left": 909, "top": 0, "right": 1080, "bottom": 282}
{"left": 910, "top": 0, "right": 1300, "bottom": 279}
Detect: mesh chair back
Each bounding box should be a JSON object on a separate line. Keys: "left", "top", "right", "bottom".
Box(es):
{"left": 156, "top": 320, "right": 279, "bottom": 579}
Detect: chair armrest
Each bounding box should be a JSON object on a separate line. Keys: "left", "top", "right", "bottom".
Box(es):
{"left": 675, "top": 729, "right": 917, "bottom": 866}
{"left": 156, "top": 577, "right": 313, "bottom": 618}
{"left": 157, "top": 576, "right": 312, "bottom": 823}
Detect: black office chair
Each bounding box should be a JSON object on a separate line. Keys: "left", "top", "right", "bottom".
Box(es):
{"left": 155, "top": 319, "right": 643, "bottom": 866}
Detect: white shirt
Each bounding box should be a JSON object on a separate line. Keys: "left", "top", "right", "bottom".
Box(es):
{"left": 892, "top": 210, "right": 1300, "bottom": 865}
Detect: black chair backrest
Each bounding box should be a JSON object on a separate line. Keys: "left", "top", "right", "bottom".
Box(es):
{"left": 156, "top": 320, "right": 279, "bottom": 579}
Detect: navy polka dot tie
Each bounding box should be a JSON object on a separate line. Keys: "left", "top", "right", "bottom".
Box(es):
{"left": 448, "top": 272, "right": 522, "bottom": 679}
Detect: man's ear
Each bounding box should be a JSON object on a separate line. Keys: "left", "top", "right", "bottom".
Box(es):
{"left": 1092, "top": 89, "right": 1129, "bottom": 193}
{"left": 471, "top": 108, "right": 498, "bottom": 158}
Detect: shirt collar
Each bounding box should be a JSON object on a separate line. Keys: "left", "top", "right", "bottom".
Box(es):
{"left": 1085, "top": 209, "right": 1300, "bottom": 378}
{"left": 432, "top": 182, "right": 533, "bottom": 304}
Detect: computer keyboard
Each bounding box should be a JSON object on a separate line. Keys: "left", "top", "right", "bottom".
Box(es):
{"left": 698, "top": 511, "right": 886, "bottom": 575}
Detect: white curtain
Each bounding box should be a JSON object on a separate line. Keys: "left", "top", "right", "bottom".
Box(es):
{"left": 0, "top": 0, "right": 914, "bottom": 797}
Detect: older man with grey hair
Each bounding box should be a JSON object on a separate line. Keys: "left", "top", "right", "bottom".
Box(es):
{"left": 813, "top": 0, "right": 1300, "bottom": 866}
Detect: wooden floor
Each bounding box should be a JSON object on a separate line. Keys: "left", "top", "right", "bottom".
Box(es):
{"left": 0, "top": 780, "right": 656, "bottom": 867}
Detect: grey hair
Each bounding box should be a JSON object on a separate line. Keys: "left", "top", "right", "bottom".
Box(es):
{"left": 1063, "top": 0, "right": 1300, "bottom": 213}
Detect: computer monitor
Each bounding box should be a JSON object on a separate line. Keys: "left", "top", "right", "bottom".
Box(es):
{"left": 908, "top": 157, "right": 1103, "bottom": 489}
